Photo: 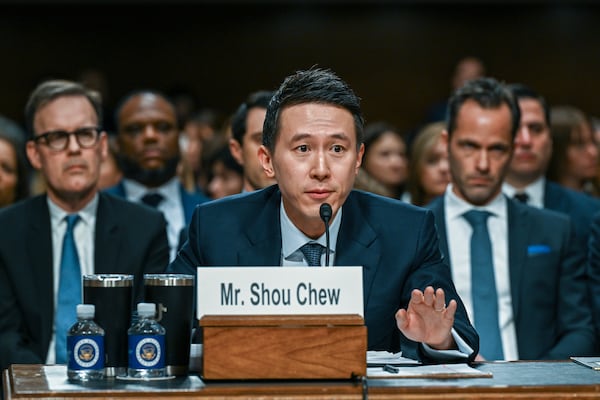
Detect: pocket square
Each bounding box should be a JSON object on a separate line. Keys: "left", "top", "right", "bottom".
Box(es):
{"left": 527, "top": 244, "right": 551, "bottom": 255}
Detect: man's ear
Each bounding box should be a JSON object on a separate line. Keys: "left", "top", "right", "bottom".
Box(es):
{"left": 258, "top": 145, "right": 275, "bottom": 178}
{"left": 229, "top": 138, "right": 244, "bottom": 166}
{"left": 355, "top": 143, "right": 365, "bottom": 173}
{"left": 26, "top": 140, "right": 42, "bottom": 170}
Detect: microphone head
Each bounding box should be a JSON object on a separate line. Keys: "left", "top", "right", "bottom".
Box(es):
{"left": 319, "top": 203, "right": 332, "bottom": 222}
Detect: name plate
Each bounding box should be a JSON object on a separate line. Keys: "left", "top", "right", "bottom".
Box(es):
{"left": 196, "top": 266, "right": 363, "bottom": 319}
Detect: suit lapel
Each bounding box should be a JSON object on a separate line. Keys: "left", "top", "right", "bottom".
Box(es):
{"left": 335, "top": 193, "right": 379, "bottom": 307}
{"left": 94, "top": 194, "right": 120, "bottom": 273}
{"left": 27, "top": 196, "right": 54, "bottom": 346}
{"left": 427, "top": 196, "right": 449, "bottom": 261}
{"left": 507, "top": 199, "right": 528, "bottom": 320}
{"left": 237, "top": 187, "right": 283, "bottom": 266}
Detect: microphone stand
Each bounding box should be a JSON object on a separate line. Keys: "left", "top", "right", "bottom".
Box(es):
{"left": 319, "top": 203, "right": 332, "bottom": 267}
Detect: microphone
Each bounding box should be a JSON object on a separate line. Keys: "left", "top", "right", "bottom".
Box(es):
{"left": 319, "top": 203, "right": 332, "bottom": 267}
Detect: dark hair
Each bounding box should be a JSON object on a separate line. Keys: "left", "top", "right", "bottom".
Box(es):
{"left": 507, "top": 83, "right": 550, "bottom": 126}
{"left": 25, "top": 79, "right": 102, "bottom": 138}
{"left": 0, "top": 115, "right": 30, "bottom": 202}
{"left": 231, "top": 90, "right": 274, "bottom": 144}
{"left": 262, "top": 67, "right": 364, "bottom": 153}
{"left": 113, "top": 89, "right": 178, "bottom": 131}
{"left": 446, "top": 77, "right": 520, "bottom": 139}
{"left": 207, "top": 143, "right": 244, "bottom": 179}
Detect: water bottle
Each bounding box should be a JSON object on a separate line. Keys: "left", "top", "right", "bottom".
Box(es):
{"left": 67, "top": 304, "right": 105, "bottom": 381}
{"left": 127, "top": 303, "right": 166, "bottom": 378}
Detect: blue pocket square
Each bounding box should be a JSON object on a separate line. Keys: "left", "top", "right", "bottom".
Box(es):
{"left": 528, "top": 244, "right": 551, "bottom": 255}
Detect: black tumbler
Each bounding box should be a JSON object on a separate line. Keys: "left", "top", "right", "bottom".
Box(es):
{"left": 83, "top": 274, "right": 133, "bottom": 377}
{"left": 144, "top": 274, "right": 195, "bottom": 376}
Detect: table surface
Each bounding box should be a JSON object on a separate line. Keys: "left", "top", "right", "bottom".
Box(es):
{"left": 4, "top": 361, "right": 600, "bottom": 399}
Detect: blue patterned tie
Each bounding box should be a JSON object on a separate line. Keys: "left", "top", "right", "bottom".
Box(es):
{"left": 300, "top": 243, "right": 325, "bottom": 267}
{"left": 54, "top": 214, "right": 81, "bottom": 364}
{"left": 463, "top": 210, "right": 504, "bottom": 360}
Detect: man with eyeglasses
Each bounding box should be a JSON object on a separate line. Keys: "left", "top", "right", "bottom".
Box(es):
{"left": 106, "top": 90, "right": 209, "bottom": 261}
{"left": 0, "top": 79, "right": 169, "bottom": 372}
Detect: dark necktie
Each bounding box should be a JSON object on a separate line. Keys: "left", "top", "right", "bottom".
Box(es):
{"left": 513, "top": 192, "right": 529, "bottom": 204}
{"left": 54, "top": 214, "right": 81, "bottom": 364}
{"left": 463, "top": 210, "right": 504, "bottom": 360}
{"left": 300, "top": 243, "right": 325, "bottom": 267}
{"left": 141, "top": 192, "right": 164, "bottom": 208}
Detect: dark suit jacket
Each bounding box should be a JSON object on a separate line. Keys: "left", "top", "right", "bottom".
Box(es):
{"left": 169, "top": 185, "right": 479, "bottom": 362}
{"left": 544, "top": 181, "right": 600, "bottom": 248}
{"left": 427, "top": 195, "right": 595, "bottom": 359}
{"left": 588, "top": 212, "right": 600, "bottom": 335}
{"left": 0, "top": 193, "right": 170, "bottom": 370}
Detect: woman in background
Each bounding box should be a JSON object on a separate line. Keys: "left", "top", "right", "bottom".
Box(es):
{"left": 206, "top": 143, "right": 243, "bottom": 199}
{"left": 547, "top": 106, "right": 599, "bottom": 196}
{"left": 355, "top": 121, "right": 408, "bottom": 199}
{"left": 0, "top": 115, "right": 29, "bottom": 208}
{"left": 406, "top": 121, "right": 450, "bottom": 206}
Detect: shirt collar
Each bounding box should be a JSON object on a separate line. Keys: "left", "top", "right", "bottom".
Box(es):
{"left": 502, "top": 176, "right": 545, "bottom": 208}
{"left": 280, "top": 199, "right": 341, "bottom": 260}
{"left": 445, "top": 183, "right": 507, "bottom": 221}
{"left": 47, "top": 193, "right": 99, "bottom": 227}
{"left": 123, "top": 177, "right": 180, "bottom": 206}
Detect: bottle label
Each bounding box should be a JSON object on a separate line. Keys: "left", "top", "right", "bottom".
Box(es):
{"left": 128, "top": 334, "right": 165, "bottom": 369}
{"left": 67, "top": 335, "right": 104, "bottom": 370}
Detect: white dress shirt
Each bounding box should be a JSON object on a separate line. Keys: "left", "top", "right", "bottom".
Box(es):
{"left": 122, "top": 177, "right": 184, "bottom": 261}
{"left": 444, "top": 185, "right": 519, "bottom": 360}
{"left": 502, "top": 176, "right": 546, "bottom": 209}
{"left": 46, "top": 194, "right": 98, "bottom": 364}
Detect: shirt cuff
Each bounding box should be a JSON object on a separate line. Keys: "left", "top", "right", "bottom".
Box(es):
{"left": 421, "top": 328, "right": 473, "bottom": 361}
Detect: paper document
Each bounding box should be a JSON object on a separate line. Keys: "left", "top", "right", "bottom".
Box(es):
{"left": 367, "top": 350, "right": 420, "bottom": 366}
{"left": 571, "top": 357, "right": 600, "bottom": 370}
{"left": 367, "top": 363, "right": 492, "bottom": 379}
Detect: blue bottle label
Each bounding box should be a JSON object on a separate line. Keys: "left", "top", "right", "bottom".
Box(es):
{"left": 67, "top": 335, "right": 104, "bottom": 370}
{"left": 128, "top": 334, "right": 165, "bottom": 369}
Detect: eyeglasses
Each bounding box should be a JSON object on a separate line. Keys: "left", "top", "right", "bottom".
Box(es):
{"left": 32, "top": 126, "right": 101, "bottom": 151}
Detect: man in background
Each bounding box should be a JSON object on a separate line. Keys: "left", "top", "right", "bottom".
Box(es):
{"left": 0, "top": 80, "right": 169, "bottom": 370}
{"left": 229, "top": 90, "right": 276, "bottom": 192}
{"left": 428, "top": 77, "right": 595, "bottom": 360}
{"left": 107, "top": 90, "right": 209, "bottom": 260}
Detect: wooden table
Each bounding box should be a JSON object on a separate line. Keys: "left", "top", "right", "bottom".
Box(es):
{"left": 4, "top": 361, "right": 600, "bottom": 399}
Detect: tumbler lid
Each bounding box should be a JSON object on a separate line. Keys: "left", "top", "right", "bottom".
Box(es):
{"left": 144, "top": 273, "right": 194, "bottom": 286}
{"left": 83, "top": 274, "right": 134, "bottom": 287}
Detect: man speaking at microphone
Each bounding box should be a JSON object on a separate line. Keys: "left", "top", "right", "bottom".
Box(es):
{"left": 169, "top": 68, "right": 478, "bottom": 362}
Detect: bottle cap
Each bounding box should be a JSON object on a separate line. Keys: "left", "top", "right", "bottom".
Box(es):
{"left": 76, "top": 304, "right": 95, "bottom": 318}
{"left": 137, "top": 302, "right": 156, "bottom": 317}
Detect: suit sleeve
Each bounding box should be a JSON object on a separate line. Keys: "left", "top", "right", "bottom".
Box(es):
{"left": 141, "top": 213, "right": 170, "bottom": 274}
{"left": 168, "top": 206, "right": 203, "bottom": 275}
{"left": 589, "top": 213, "right": 600, "bottom": 338}
{"left": 0, "top": 256, "right": 44, "bottom": 370}
{"left": 543, "top": 217, "right": 596, "bottom": 358}
{"left": 399, "top": 210, "right": 479, "bottom": 363}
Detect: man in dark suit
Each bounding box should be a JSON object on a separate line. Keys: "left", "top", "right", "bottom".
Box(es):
{"left": 106, "top": 90, "right": 209, "bottom": 261}
{"left": 427, "top": 77, "right": 595, "bottom": 360}
{"left": 502, "top": 83, "right": 600, "bottom": 249}
{"left": 0, "top": 80, "right": 169, "bottom": 371}
{"left": 169, "top": 68, "right": 478, "bottom": 362}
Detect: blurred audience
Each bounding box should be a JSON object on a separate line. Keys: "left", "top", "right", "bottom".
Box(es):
{"left": 355, "top": 121, "right": 407, "bottom": 199}
{"left": 178, "top": 108, "right": 223, "bottom": 193}
{"left": 206, "top": 142, "right": 244, "bottom": 199}
{"left": 0, "top": 115, "right": 29, "bottom": 207}
{"left": 97, "top": 134, "right": 122, "bottom": 190}
{"left": 547, "top": 105, "right": 599, "bottom": 196}
{"left": 406, "top": 121, "right": 449, "bottom": 206}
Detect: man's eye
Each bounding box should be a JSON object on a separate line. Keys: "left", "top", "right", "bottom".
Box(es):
{"left": 297, "top": 145, "right": 309, "bottom": 152}
{"left": 156, "top": 122, "right": 174, "bottom": 133}
{"left": 332, "top": 145, "right": 344, "bottom": 153}
{"left": 124, "top": 125, "right": 142, "bottom": 135}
